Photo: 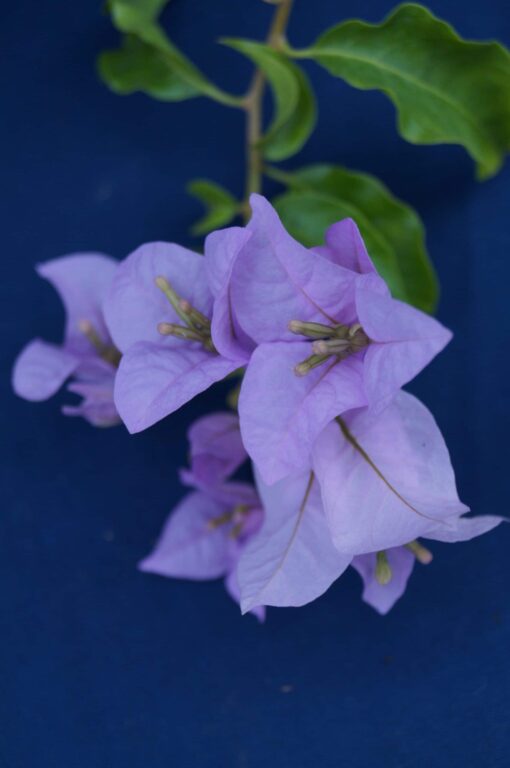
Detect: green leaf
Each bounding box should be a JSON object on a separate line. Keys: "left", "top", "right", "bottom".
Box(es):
{"left": 291, "top": 3, "right": 510, "bottom": 179}
{"left": 98, "top": 36, "right": 198, "bottom": 101}
{"left": 107, "top": 0, "right": 170, "bottom": 35}
{"left": 269, "top": 164, "right": 437, "bottom": 313}
{"left": 107, "top": 0, "right": 174, "bottom": 50}
{"left": 187, "top": 180, "right": 239, "bottom": 236}
{"left": 222, "top": 39, "right": 317, "bottom": 160}
{"left": 99, "top": 0, "right": 242, "bottom": 106}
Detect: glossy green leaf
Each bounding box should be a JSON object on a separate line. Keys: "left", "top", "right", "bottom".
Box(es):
{"left": 291, "top": 3, "right": 510, "bottom": 179}
{"left": 99, "top": 0, "right": 242, "bottom": 106}
{"left": 269, "top": 164, "right": 437, "bottom": 312}
{"left": 222, "top": 39, "right": 316, "bottom": 160}
{"left": 187, "top": 180, "right": 239, "bottom": 236}
{"left": 98, "top": 36, "right": 198, "bottom": 101}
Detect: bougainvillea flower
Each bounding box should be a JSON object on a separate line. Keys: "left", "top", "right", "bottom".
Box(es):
{"left": 313, "top": 391, "right": 504, "bottom": 555}
{"left": 237, "top": 391, "right": 503, "bottom": 613}
{"left": 12, "top": 253, "right": 121, "bottom": 427}
{"left": 206, "top": 194, "right": 451, "bottom": 484}
{"left": 351, "top": 547, "right": 417, "bottom": 615}
{"left": 139, "top": 412, "right": 264, "bottom": 620}
{"left": 104, "top": 242, "right": 248, "bottom": 433}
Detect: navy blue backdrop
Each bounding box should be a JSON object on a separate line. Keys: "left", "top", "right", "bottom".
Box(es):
{"left": 2, "top": 1, "right": 509, "bottom": 766}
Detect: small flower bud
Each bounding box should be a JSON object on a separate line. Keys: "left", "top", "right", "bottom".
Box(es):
{"left": 288, "top": 320, "right": 336, "bottom": 338}
{"left": 157, "top": 322, "right": 202, "bottom": 342}
{"left": 294, "top": 353, "right": 330, "bottom": 376}
{"left": 155, "top": 276, "right": 191, "bottom": 325}
{"left": 375, "top": 551, "right": 393, "bottom": 585}
{"left": 312, "top": 340, "right": 329, "bottom": 355}
{"left": 406, "top": 540, "right": 433, "bottom": 564}
{"left": 78, "top": 319, "right": 120, "bottom": 367}
{"left": 312, "top": 338, "right": 350, "bottom": 356}
{"left": 78, "top": 319, "right": 93, "bottom": 336}
{"left": 179, "top": 299, "right": 211, "bottom": 332}
{"left": 154, "top": 275, "right": 170, "bottom": 292}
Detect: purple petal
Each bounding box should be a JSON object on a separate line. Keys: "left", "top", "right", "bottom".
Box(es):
{"left": 239, "top": 341, "right": 367, "bottom": 484}
{"left": 139, "top": 492, "right": 237, "bottom": 580}
{"left": 63, "top": 369, "right": 119, "bottom": 427}
{"left": 12, "top": 339, "right": 79, "bottom": 401}
{"left": 313, "top": 391, "right": 468, "bottom": 554}
{"left": 224, "top": 569, "right": 265, "bottom": 622}
{"left": 114, "top": 341, "right": 239, "bottom": 433}
{"left": 356, "top": 274, "right": 452, "bottom": 408}
{"left": 425, "top": 514, "right": 504, "bottom": 543}
{"left": 237, "top": 471, "right": 352, "bottom": 611}
{"left": 61, "top": 400, "right": 120, "bottom": 427}
{"left": 205, "top": 227, "right": 255, "bottom": 361}
{"left": 315, "top": 218, "right": 376, "bottom": 274}
{"left": 229, "top": 195, "right": 359, "bottom": 343}
{"left": 183, "top": 411, "right": 247, "bottom": 487}
{"left": 104, "top": 242, "right": 212, "bottom": 353}
{"left": 37, "top": 253, "right": 117, "bottom": 355}
{"left": 352, "top": 547, "right": 415, "bottom": 615}
{"left": 73, "top": 356, "right": 117, "bottom": 382}
{"left": 180, "top": 475, "right": 260, "bottom": 510}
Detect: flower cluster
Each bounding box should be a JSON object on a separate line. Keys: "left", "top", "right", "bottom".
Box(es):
{"left": 13, "top": 196, "right": 503, "bottom": 615}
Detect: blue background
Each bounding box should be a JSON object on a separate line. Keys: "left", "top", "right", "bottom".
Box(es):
{"left": 2, "top": 1, "right": 509, "bottom": 765}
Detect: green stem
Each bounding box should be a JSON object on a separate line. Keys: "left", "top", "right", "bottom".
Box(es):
{"left": 242, "top": 0, "right": 294, "bottom": 215}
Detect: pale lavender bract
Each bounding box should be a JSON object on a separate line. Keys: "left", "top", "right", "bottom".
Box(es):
{"left": 312, "top": 391, "right": 503, "bottom": 555}
{"left": 237, "top": 468, "right": 352, "bottom": 613}
{"left": 12, "top": 254, "right": 120, "bottom": 427}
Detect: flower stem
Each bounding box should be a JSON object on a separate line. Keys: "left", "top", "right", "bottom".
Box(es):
{"left": 242, "top": 0, "right": 294, "bottom": 218}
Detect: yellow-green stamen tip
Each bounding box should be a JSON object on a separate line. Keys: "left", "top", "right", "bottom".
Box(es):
{"left": 294, "top": 353, "right": 330, "bottom": 377}
{"left": 288, "top": 320, "right": 302, "bottom": 334}
{"left": 157, "top": 322, "right": 202, "bottom": 342}
{"left": 406, "top": 540, "right": 433, "bottom": 564}
{"left": 155, "top": 275, "right": 169, "bottom": 291}
{"left": 78, "top": 319, "right": 93, "bottom": 335}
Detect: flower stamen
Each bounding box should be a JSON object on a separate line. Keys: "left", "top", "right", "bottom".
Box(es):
{"left": 290, "top": 318, "right": 370, "bottom": 376}
{"left": 288, "top": 320, "right": 337, "bottom": 338}
{"left": 207, "top": 510, "right": 234, "bottom": 530}
{"left": 406, "top": 540, "right": 433, "bottom": 564}
{"left": 157, "top": 322, "right": 203, "bottom": 342}
{"left": 375, "top": 551, "right": 393, "bottom": 585}
{"left": 155, "top": 276, "right": 215, "bottom": 353}
{"left": 207, "top": 503, "right": 253, "bottom": 538}
{"left": 178, "top": 299, "right": 211, "bottom": 332}
{"left": 294, "top": 353, "right": 331, "bottom": 376}
{"left": 78, "top": 319, "right": 121, "bottom": 368}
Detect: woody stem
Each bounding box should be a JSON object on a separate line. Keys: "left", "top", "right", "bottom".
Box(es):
{"left": 242, "top": 0, "right": 294, "bottom": 218}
